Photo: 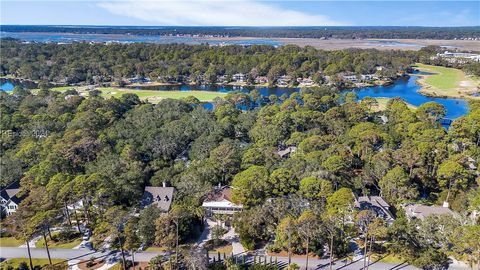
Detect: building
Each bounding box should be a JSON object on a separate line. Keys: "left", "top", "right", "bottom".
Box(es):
{"left": 232, "top": 73, "right": 246, "bottom": 83}
{"left": 354, "top": 195, "right": 395, "bottom": 224}
{"left": 402, "top": 203, "right": 454, "bottom": 220}
{"left": 342, "top": 74, "right": 358, "bottom": 82}
{"left": 277, "top": 75, "right": 292, "bottom": 86}
{"left": 361, "top": 74, "right": 377, "bottom": 81}
{"left": 276, "top": 146, "right": 297, "bottom": 158}
{"left": 297, "top": 77, "right": 315, "bottom": 86}
{"left": 202, "top": 187, "right": 243, "bottom": 216}
{"left": 0, "top": 182, "right": 24, "bottom": 216}
{"left": 435, "top": 51, "right": 480, "bottom": 63}
{"left": 254, "top": 76, "right": 269, "bottom": 84}
{"left": 140, "top": 183, "right": 175, "bottom": 212}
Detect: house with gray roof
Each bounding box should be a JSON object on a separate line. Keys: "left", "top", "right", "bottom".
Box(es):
{"left": 354, "top": 195, "right": 395, "bottom": 224}
{"left": 1, "top": 181, "right": 24, "bottom": 216}
{"left": 140, "top": 183, "right": 175, "bottom": 212}
{"left": 403, "top": 203, "right": 454, "bottom": 220}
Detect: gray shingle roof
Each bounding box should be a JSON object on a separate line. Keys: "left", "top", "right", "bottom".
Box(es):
{"left": 141, "top": 186, "right": 174, "bottom": 212}
{"left": 403, "top": 204, "right": 453, "bottom": 220}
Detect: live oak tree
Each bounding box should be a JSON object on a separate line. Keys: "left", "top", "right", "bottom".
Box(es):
{"left": 437, "top": 160, "right": 470, "bottom": 203}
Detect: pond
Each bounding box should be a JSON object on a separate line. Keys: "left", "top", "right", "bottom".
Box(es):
{"left": 1, "top": 75, "right": 469, "bottom": 119}
{"left": 344, "top": 74, "right": 469, "bottom": 119}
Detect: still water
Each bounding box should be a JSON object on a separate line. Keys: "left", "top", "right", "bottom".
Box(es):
{"left": 1, "top": 75, "right": 469, "bottom": 119}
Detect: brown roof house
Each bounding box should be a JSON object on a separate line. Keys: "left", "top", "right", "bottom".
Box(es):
{"left": 140, "top": 183, "right": 175, "bottom": 212}
{"left": 202, "top": 186, "right": 243, "bottom": 216}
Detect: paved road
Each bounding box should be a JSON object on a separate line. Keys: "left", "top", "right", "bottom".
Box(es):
{"left": 0, "top": 247, "right": 160, "bottom": 263}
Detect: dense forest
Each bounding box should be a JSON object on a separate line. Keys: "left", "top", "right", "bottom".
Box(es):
{"left": 0, "top": 39, "right": 419, "bottom": 84}
{"left": 2, "top": 25, "right": 480, "bottom": 40}
{"left": 1, "top": 82, "right": 480, "bottom": 269}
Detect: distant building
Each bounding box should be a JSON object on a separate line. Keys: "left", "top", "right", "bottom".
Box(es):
{"left": 342, "top": 74, "right": 358, "bottom": 82}
{"left": 255, "top": 76, "right": 269, "bottom": 84}
{"left": 232, "top": 73, "right": 246, "bottom": 83}
{"left": 403, "top": 203, "right": 454, "bottom": 220}
{"left": 276, "top": 146, "right": 297, "bottom": 158}
{"left": 202, "top": 186, "right": 243, "bottom": 216}
{"left": 141, "top": 183, "right": 175, "bottom": 212}
{"left": 435, "top": 51, "right": 480, "bottom": 63}
{"left": 0, "top": 182, "right": 24, "bottom": 216}
{"left": 297, "top": 77, "right": 315, "bottom": 86}
{"left": 277, "top": 75, "right": 292, "bottom": 86}
{"left": 354, "top": 195, "right": 395, "bottom": 224}
{"left": 361, "top": 74, "right": 377, "bottom": 81}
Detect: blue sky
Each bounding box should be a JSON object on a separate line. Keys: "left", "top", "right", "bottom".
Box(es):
{"left": 1, "top": 1, "right": 479, "bottom": 27}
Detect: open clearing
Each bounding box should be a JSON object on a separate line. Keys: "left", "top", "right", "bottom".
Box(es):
{"left": 98, "top": 87, "right": 227, "bottom": 102}
{"left": 0, "top": 237, "right": 24, "bottom": 247}
{"left": 415, "top": 63, "right": 480, "bottom": 99}
{"left": 45, "top": 86, "right": 227, "bottom": 102}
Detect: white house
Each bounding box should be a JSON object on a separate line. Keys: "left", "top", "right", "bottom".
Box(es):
{"left": 0, "top": 182, "right": 24, "bottom": 216}
{"left": 232, "top": 73, "right": 246, "bottom": 83}
{"left": 342, "top": 74, "right": 358, "bottom": 82}
{"left": 202, "top": 187, "right": 243, "bottom": 216}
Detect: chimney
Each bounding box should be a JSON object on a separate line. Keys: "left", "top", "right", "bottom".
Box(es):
{"left": 162, "top": 181, "right": 167, "bottom": 188}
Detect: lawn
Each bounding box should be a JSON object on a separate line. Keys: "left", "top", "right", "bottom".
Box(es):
{"left": 98, "top": 87, "right": 227, "bottom": 102}
{"left": 45, "top": 85, "right": 227, "bottom": 102}
{"left": 0, "top": 258, "right": 64, "bottom": 269}
{"left": 0, "top": 237, "right": 24, "bottom": 247}
{"left": 415, "top": 63, "right": 480, "bottom": 99}
{"left": 144, "top": 246, "right": 168, "bottom": 252}
{"left": 35, "top": 232, "right": 82, "bottom": 249}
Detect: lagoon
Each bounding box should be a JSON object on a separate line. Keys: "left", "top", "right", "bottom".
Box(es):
{"left": 1, "top": 74, "right": 469, "bottom": 119}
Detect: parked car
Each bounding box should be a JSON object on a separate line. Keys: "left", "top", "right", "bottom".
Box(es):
{"left": 80, "top": 242, "right": 94, "bottom": 250}
{"left": 82, "top": 230, "right": 91, "bottom": 240}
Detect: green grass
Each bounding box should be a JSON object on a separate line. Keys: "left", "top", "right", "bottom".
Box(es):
{"left": 35, "top": 232, "right": 82, "bottom": 249}
{"left": 0, "top": 237, "right": 24, "bottom": 247}
{"left": 0, "top": 258, "right": 64, "bottom": 269}
{"left": 208, "top": 244, "right": 233, "bottom": 255}
{"left": 46, "top": 86, "right": 227, "bottom": 102}
{"left": 416, "top": 63, "right": 464, "bottom": 90}
{"left": 371, "top": 253, "right": 405, "bottom": 264}
{"left": 98, "top": 87, "right": 227, "bottom": 102}
{"left": 144, "top": 246, "right": 168, "bottom": 252}
{"left": 415, "top": 63, "right": 480, "bottom": 99}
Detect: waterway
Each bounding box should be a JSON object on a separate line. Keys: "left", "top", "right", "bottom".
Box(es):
{"left": 1, "top": 74, "right": 469, "bottom": 119}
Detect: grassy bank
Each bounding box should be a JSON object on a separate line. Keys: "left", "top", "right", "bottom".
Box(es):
{"left": 0, "top": 237, "right": 24, "bottom": 247}
{"left": 0, "top": 258, "right": 64, "bottom": 269}
{"left": 35, "top": 232, "right": 82, "bottom": 249}
{"left": 43, "top": 86, "right": 227, "bottom": 102}
{"left": 415, "top": 63, "right": 480, "bottom": 100}
{"left": 97, "top": 87, "right": 227, "bottom": 102}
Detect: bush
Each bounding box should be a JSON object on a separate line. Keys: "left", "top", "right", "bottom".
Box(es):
{"left": 204, "top": 239, "right": 229, "bottom": 251}
{"left": 57, "top": 228, "right": 79, "bottom": 242}
{"left": 239, "top": 235, "right": 255, "bottom": 251}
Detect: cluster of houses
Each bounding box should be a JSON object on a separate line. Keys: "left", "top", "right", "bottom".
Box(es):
{"left": 125, "top": 68, "right": 386, "bottom": 88}
{"left": 139, "top": 179, "right": 460, "bottom": 230}
{"left": 434, "top": 51, "right": 480, "bottom": 64}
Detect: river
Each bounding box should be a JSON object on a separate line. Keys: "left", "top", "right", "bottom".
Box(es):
{"left": 1, "top": 75, "right": 469, "bottom": 119}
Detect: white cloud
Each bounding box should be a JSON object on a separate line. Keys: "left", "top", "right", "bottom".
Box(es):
{"left": 97, "top": 0, "right": 349, "bottom": 26}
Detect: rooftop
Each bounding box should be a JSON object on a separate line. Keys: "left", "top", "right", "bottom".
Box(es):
{"left": 141, "top": 186, "right": 175, "bottom": 212}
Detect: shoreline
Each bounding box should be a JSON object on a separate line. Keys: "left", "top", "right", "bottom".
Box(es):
{"left": 414, "top": 64, "right": 480, "bottom": 100}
